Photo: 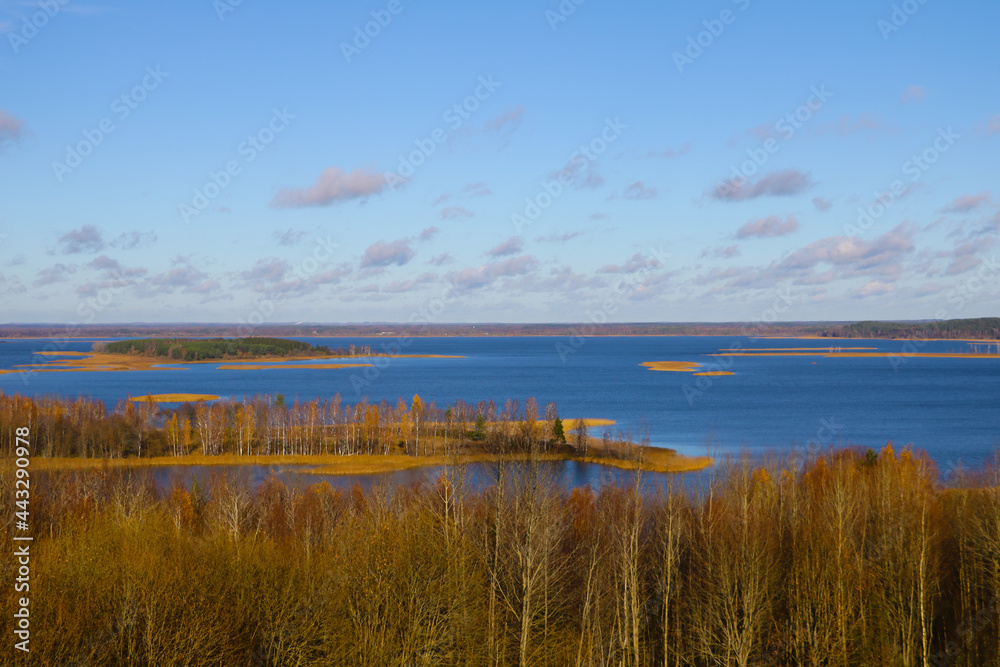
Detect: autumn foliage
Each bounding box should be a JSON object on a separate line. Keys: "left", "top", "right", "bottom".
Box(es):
{"left": 3, "top": 444, "right": 1000, "bottom": 665}
{"left": 0, "top": 393, "right": 565, "bottom": 460}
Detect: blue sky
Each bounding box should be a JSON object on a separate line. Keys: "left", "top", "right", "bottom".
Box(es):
{"left": 1, "top": 0, "right": 998, "bottom": 324}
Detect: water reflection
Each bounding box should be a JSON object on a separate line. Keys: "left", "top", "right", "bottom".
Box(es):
{"left": 43, "top": 460, "right": 710, "bottom": 497}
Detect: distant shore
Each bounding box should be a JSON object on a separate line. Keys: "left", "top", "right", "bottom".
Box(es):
{"left": 4, "top": 334, "right": 1000, "bottom": 344}
{"left": 0, "top": 316, "right": 996, "bottom": 344}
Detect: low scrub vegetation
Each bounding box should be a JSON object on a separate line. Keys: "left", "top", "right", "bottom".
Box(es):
{"left": 3, "top": 446, "right": 1000, "bottom": 665}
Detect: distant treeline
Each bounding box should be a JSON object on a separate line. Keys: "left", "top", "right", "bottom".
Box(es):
{"left": 0, "top": 392, "right": 574, "bottom": 459}
{"left": 97, "top": 337, "right": 334, "bottom": 361}
{"left": 2, "top": 317, "right": 997, "bottom": 340}
{"left": 821, "top": 317, "right": 1000, "bottom": 341}
{"left": 0, "top": 322, "right": 834, "bottom": 339}
{"left": 5, "top": 446, "right": 1000, "bottom": 664}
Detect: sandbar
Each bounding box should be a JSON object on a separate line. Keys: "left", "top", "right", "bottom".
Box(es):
{"left": 32, "top": 351, "right": 91, "bottom": 356}
{"left": 216, "top": 363, "right": 372, "bottom": 370}
{"left": 562, "top": 418, "right": 616, "bottom": 429}
{"left": 711, "top": 351, "right": 1000, "bottom": 360}
{"left": 641, "top": 361, "right": 702, "bottom": 372}
{"left": 26, "top": 447, "right": 713, "bottom": 475}
{"left": 735, "top": 347, "right": 877, "bottom": 352}
{"left": 6, "top": 350, "right": 460, "bottom": 374}
{"left": 129, "top": 393, "right": 220, "bottom": 403}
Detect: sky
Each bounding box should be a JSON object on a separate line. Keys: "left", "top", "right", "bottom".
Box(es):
{"left": 0, "top": 0, "right": 998, "bottom": 324}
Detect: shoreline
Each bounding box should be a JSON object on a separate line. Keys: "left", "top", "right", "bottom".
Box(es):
{"left": 2, "top": 333, "right": 997, "bottom": 343}
{"left": 710, "top": 351, "right": 1000, "bottom": 360}
{"left": 24, "top": 447, "right": 714, "bottom": 476}
{"left": 0, "top": 350, "right": 463, "bottom": 375}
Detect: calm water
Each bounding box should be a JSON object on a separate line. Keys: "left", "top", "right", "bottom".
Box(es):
{"left": 129, "top": 461, "right": 694, "bottom": 496}
{"left": 33, "top": 460, "right": 711, "bottom": 500}
{"left": 2, "top": 335, "right": 999, "bottom": 474}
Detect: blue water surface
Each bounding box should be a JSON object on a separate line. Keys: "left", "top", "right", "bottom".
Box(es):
{"left": 1, "top": 335, "right": 998, "bottom": 471}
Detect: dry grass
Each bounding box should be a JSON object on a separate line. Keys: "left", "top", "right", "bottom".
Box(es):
{"left": 128, "top": 393, "right": 220, "bottom": 403}
{"left": 712, "top": 351, "right": 1000, "bottom": 360}
{"left": 638, "top": 445, "right": 714, "bottom": 472}
{"left": 575, "top": 448, "right": 714, "bottom": 474}
{"left": 562, "top": 418, "right": 616, "bottom": 429}
{"left": 737, "top": 347, "right": 878, "bottom": 351}
{"left": 301, "top": 452, "right": 567, "bottom": 476}
{"left": 28, "top": 447, "right": 714, "bottom": 475}
{"left": 640, "top": 361, "right": 701, "bottom": 372}
{"left": 753, "top": 335, "right": 828, "bottom": 339}
{"left": 640, "top": 361, "right": 735, "bottom": 378}
{"left": 216, "top": 363, "right": 371, "bottom": 370}
{"left": 11, "top": 350, "right": 463, "bottom": 374}
{"left": 15, "top": 352, "right": 203, "bottom": 373}
{"left": 891, "top": 337, "right": 1000, "bottom": 344}
{"left": 303, "top": 449, "right": 714, "bottom": 476}
{"left": 574, "top": 438, "right": 715, "bottom": 473}
{"left": 302, "top": 455, "right": 466, "bottom": 475}
{"left": 390, "top": 354, "right": 465, "bottom": 358}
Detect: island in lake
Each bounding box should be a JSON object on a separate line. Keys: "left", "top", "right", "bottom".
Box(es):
{"left": 4, "top": 337, "right": 461, "bottom": 375}
{"left": 2, "top": 390, "right": 711, "bottom": 475}
{"left": 97, "top": 337, "right": 365, "bottom": 361}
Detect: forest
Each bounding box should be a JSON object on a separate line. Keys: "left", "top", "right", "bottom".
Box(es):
{"left": 2, "top": 442, "right": 1000, "bottom": 665}
{"left": 96, "top": 337, "right": 341, "bottom": 361}
{"left": 823, "top": 318, "right": 1000, "bottom": 342}
{"left": 0, "top": 392, "right": 599, "bottom": 461}
{"left": 2, "top": 392, "right": 999, "bottom": 664}
{"left": 1, "top": 322, "right": 829, "bottom": 339}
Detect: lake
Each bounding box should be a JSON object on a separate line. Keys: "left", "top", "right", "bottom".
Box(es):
{"left": 50, "top": 460, "right": 696, "bottom": 497}
{"left": 2, "top": 335, "right": 998, "bottom": 474}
